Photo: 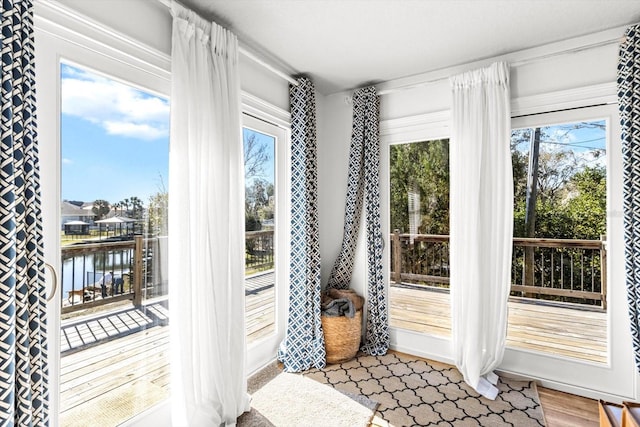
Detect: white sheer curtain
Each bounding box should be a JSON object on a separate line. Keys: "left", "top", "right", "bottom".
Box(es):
{"left": 169, "top": 3, "right": 250, "bottom": 425}
{"left": 449, "top": 62, "right": 513, "bottom": 400}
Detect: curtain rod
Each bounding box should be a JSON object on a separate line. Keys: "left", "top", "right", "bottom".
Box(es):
{"left": 376, "top": 36, "right": 624, "bottom": 96}
{"left": 157, "top": 0, "right": 299, "bottom": 86}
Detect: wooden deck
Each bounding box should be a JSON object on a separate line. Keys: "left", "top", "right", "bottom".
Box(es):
{"left": 245, "top": 271, "right": 275, "bottom": 344}
{"left": 59, "top": 274, "right": 605, "bottom": 425}
{"left": 60, "top": 271, "right": 276, "bottom": 426}
{"left": 390, "top": 284, "right": 607, "bottom": 363}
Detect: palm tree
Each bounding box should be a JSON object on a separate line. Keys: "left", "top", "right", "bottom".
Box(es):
{"left": 119, "top": 198, "right": 130, "bottom": 216}
{"left": 129, "top": 196, "right": 144, "bottom": 219}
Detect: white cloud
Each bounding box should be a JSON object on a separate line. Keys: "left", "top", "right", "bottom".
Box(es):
{"left": 61, "top": 66, "right": 169, "bottom": 141}
{"left": 575, "top": 149, "right": 606, "bottom": 168}
{"left": 104, "top": 121, "right": 168, "bottom": 140}
{"left": 62, "top": 158, "right": 73, "bottom": 165}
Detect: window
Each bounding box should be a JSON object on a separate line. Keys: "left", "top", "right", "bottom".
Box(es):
{"left": 242, "top": 113, "right": 289, "bottom": 374}
{"left": 388, "top": 139, "right": 451, "bottom": 336}
{"left": 58, "top": 62, "right": 170, "bottom": 425}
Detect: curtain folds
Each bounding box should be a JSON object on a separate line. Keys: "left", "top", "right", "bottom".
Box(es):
{"left": 0, "top": 1, "right": 49, "bottom": 425}
{"left": 168, "top": 3, "right": 250, "bottom": 425}
{"left": 278, "top": 77, "right": 326, "bottom": 372}
{"left": 328, "top": 86, "right": 389, "bottom": 356}
{"left": 450, "top": 62, "right": 513, "bottom": 400}
{"left": 619, "top": 24, "right": 640, "bottom": 370}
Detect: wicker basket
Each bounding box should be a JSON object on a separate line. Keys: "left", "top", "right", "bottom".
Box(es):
{"left": 322, "top": 308, "right": 362, "bottom": 364}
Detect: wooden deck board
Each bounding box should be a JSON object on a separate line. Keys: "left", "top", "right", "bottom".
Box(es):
{"left": 60, "top": 272, "right": 276, "bottom": 424}
{"left": 390, "top": 285, "right": 607, "bottom": 363}
{"left": 59, "top": 273, "right": 604, "bottom": 425}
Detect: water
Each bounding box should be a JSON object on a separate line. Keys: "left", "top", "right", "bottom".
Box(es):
{"left": 61, "top": 250, "right": 133, "bottom": 298}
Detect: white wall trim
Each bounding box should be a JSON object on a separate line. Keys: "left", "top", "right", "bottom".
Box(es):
{"left": 380, "top": 110, "right": 450, "bottom": 144}
{"left": 242, "top": 91, "right": 291, "bottom": 130}
{"left": 379, "top": 82, "right": 617, "bottom": 145}
{"left": 512, "top": 82, "right": 617, "bottom": 117}
{"left": 376, "top": 25, "right": 625, "bottom": 97}
{"left": 35, "top": 0, "right": 171, "bottom": 79}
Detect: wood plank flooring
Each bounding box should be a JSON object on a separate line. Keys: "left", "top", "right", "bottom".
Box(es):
{"left": 59, "top": 275, "right": 604, "bottom": 426}
{"left": 538, "top": 387, "right": 599, "bottom": 427}
{"left": 390, "top": 284, "right": 607, "bottom": 363}
{"left": 60, "top": 272, "right": 276, "bottom": 425}
{"left": 61, "top": 322, "right": 601, "bottom": 427}
{"left": 60, "top": 324, "right": 170, "bottom": 426}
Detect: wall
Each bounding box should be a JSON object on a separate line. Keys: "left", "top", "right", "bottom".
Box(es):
{"left": 56, "top": 0, "right": 290, "bottom": 112}
{"left": 316, "top": 25, "right": 635, "bottom": 400}
{"left": 318, "top": 25, "right": 622, "bottom": 306}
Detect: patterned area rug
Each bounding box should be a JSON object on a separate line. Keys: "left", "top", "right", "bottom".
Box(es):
{"left": 305, "top": 352, "right": 546, "bottom": 427}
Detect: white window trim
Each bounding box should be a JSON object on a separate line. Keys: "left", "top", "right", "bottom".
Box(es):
{"left": 381, "top": 83, "right": 637, "bottom": 402}
{"left": 36, "top": 2, "right": 293, "bottom": 425}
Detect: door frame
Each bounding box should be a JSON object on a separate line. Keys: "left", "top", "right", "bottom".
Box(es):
{"left": 382, "top": 87, "right": 638, "bottom": 402}
{"left": 242, "top": 113, "right": 291, "bottom": 375}
{"left": 35, "top": 2, "right": 171, "bottom": 424}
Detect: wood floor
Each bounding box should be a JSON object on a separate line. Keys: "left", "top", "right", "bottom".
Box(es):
{"left": 58, "top": 274, "right": 604, "bottom": 426}
{"left": 60, "top": 321, "right": 600, "bottom": 426}
{"left": 538, "top": 387, "right": 599, "bottom": 427}
{"left": 59, "top": 272, "right": 276, "bottom": 426}
{"left": 390, "top": 284, "right": 607, "bottom": 363}
{"left": 245, "top": 271, "right": 275, "bottom": 344}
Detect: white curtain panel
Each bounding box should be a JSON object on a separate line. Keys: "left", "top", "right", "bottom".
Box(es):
{"left": 169, "top": 3, "right": 250, "bottom": 425}
{"left": 449, "top": 62, "right": 513, "bottom": 400}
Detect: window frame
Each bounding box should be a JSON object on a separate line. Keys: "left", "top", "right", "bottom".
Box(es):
{"left": 381, "top": 88, "right": 636, "bottom": 401}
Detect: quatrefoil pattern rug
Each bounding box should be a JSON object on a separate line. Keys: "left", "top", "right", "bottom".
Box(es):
{"left": 305, "top": 352, "right": 546, "bottom": 427}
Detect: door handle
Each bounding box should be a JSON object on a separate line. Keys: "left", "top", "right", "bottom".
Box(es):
{"left": 44, "top": 262, "right": 58, "bottom": 302}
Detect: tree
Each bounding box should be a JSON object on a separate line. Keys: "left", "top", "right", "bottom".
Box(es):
{"left": 244, "top": 132, "right": 271, "bottom": 180}
{"left": 246, "top": 178, "right": 270, "bottom": 220}
{"left": 148, "top": 176, "right": 168, "bottom": 237}
{"left": 536, "top": 149, "right": 578, "bottom": 203}
{"left": 119, "top": 198, "right": 130, "bottom": 216}
{"left": 510, "top": 122, "right": 604, "bottom": 240}
{"left": 129, "top": 196, "right": 144, "bottom": 219}
{"left": 565, "top": 166, "right": 606, "bottom": 239}
{"left": 148, "top": 193, "right": 167, "bottom": 236}
{"left": 92, "top": 199, "right": 110, "bottom": 220}
{"left": 389, "top": 139, "right": 449, "bottom": 234}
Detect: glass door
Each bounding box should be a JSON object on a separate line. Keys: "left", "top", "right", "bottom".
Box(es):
{"left": 36, "top": 22, "right": 172, "bottom": 426}
{"left": 501, "top": 104, "right": 635, "bottom": 399}
{"left": 382, "top": 104, "right": 636, "bottom": 400}
{"left": 243, "top": 114, "right": 289, "bottom": 374}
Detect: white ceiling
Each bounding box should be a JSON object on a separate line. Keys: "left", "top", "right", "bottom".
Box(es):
{"left": 181, "top": 0, "right": 640, "bottom": 94}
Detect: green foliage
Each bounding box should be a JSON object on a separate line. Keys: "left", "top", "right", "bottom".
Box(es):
{"left": 245, "top": 215, "right": 262, "bottom": 231}
{"left": 92, "top": 199, "right": 110, "bottom": 220}
{"left": 511, "top": 142, "right": 606, "bottom": 239}
{"left": 389, "top": 139, "right": 449, "bottom": 234}
{"left": 565, "top": 166, "right": 606, "bottom": 239}
{"left": 245, "top": 178, "right": 273, "bottom": 228}
{"left": 148, "top": 191, "right": 168, "bottom": 236}
{"left": 389, "top": 130, "right": 606, "bottom": 242}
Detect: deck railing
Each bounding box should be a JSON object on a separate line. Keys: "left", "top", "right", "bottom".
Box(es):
{"left": 62, "top": 231, "right": 275, "bottom": 313}
{"left": 246, "top": 230, "right": 274, "bottom": 272}
{"left": 61, "top": 236, "right": 167, "bottom": 314}
{"left": 390, "top": 231, "right": 607, "bottom": 308}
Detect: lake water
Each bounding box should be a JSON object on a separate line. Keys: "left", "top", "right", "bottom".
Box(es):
{"left": 61, "top": 249, "right": 133, "bottom": 298}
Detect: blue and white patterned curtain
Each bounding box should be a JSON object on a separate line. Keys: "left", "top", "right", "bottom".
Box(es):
{"left": 0, "top": 0, "right": 49, "bottom": 425}
{"left": 328, "top": 86, "right": 389, "bottom": 356}
{"left": 278, "top": 77, "right": 326, "bottom": 372}
{"left": 619, "top": 24, "right": 640, "bottom": 370}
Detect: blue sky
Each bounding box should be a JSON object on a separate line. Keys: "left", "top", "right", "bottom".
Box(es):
{"left": 512, "top": 120, "right": 606, "bottom": 168}
{"left": 243, "top": 127, "right": 275, "bottom": 185}
{"left": 61, "top": 63, "right": 170, "bottom": 206}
